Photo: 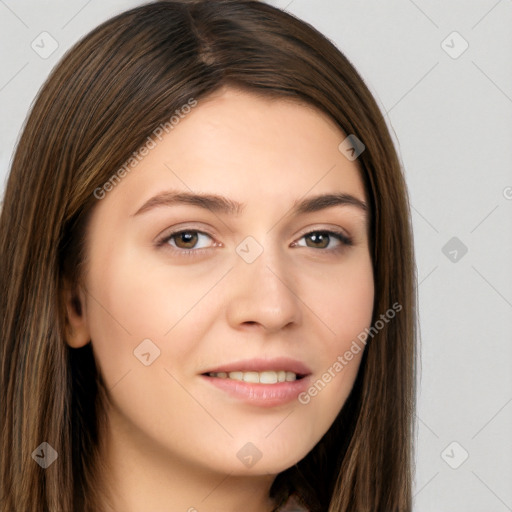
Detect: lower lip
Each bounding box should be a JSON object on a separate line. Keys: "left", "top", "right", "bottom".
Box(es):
{"left": 201, "top": 375, "right": 311, "bottom": 408}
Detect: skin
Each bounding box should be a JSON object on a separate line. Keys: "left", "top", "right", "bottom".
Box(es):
{"left": 65, "top": 86, "right": 374, "bottom": 512}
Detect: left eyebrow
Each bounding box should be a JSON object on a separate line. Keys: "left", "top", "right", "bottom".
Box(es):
{"left": 292, "top": 193, "right": 368, "bottom": 217}
{"left": 131, "top": 190, "right": 368, "bottom": 219}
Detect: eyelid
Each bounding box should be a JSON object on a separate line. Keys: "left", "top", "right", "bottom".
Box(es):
{"left": 293, "top": 224, "right": 353, "bottom": 245}
{"left": 155, "top": 221, "right": 218, "bottom": 242}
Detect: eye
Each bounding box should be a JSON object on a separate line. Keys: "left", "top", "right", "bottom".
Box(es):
{"left": 293, "top": 230, "right": 352, "bottom": 250}
{"left": 155, "top": 227, "right": 353, "bottom": 257}
{"left": 159, "top": 229, "right": 215, "bottom": 251}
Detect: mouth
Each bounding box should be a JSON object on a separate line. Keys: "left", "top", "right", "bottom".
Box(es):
{"left": 200, "top": 358, "right": 311, "bottom": 407}
{"left": 203, "top": 370, "right": 306, "bottom": 384}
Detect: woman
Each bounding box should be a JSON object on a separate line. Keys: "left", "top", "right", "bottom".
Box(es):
{"left": 0, "top": 1, "right": 417, "bottom": 510}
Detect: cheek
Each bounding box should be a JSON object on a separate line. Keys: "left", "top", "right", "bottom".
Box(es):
{"left": 308, "top": 253, "right": 374, "bottom": 347}
{"left": 84, "top": 244, "right": 170, "bottom": 387}
{"left": 84, "top": 244, "right": 225, "bottom": 386}
{"left": 295, "top": 253, "right": 373, "bottom": 416}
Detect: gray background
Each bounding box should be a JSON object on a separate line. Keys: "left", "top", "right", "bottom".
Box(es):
{"left": 1, "top": 0, "right": 511, "bottom": 510}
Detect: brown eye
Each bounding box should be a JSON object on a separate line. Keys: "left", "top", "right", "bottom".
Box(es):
{"left": 173, "top": 231, "right": 199, "bottom": 249}
{"left": 304, "top": 232, "right": 331, "bottom": 248}
{"left": 160, "top": 230, "right": 214, "bottom": 251}
{"left": 294, "top": 230, "right": 352, "bottom": 251}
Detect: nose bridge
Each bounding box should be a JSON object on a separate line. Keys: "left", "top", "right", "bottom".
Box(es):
{"left": 225, "top": 233, "right": 301, "bottom": 331}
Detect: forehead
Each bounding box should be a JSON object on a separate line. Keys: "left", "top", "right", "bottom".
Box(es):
{"left": 94, "top": 87, "right": 368, "bottom": 222}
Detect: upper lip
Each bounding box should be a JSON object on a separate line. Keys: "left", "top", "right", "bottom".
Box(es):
{"left": 202, "top": 357, "right": 312, "bottom": 376}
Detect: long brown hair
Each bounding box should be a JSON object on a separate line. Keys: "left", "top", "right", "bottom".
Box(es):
{"left": 0, "top": 1, "right": 417, "bottom": 510}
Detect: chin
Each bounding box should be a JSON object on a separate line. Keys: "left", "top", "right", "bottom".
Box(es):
{"left": 213, "top": 436, "right": 314, "bottom": 476}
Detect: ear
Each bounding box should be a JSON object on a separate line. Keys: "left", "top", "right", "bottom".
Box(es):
{"left": 63, "top": 281, "right": 90, "bottom": 348}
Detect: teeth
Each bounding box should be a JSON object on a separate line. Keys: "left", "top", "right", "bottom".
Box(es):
{"left": 260, "top": 371, "right": 277, "bottom": 384}
{"left": 208, "top": 370, "right": 298, "bottom": 383}
{"left": 242, "top": 371, "right": 259, "bottom": 383}
{"left": 285, "top": 371, "right": 296, "bottom": 382}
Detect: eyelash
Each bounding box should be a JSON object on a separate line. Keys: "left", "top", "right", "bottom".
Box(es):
{"left": 156, "top": 228, "right": 353, "bottom": 257}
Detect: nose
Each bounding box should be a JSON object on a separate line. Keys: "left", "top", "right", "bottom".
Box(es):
{"left": 225, "top": 241, "right": 302, "bottom": 334}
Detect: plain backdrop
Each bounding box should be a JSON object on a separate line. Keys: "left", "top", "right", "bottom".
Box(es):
{"left": 1, "top": 1, "right": 511, "bottom": 510}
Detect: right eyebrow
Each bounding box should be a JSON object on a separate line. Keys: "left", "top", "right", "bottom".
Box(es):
{"left": 132, "top": 190, "right": 244, "bottom": 217}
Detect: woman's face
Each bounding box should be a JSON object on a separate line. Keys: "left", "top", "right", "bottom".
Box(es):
{"left": 73, "top": 87, "right": 374, "bottom": 477}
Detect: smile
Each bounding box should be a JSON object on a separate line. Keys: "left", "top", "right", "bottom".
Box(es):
{"left": 205, "top": 370, "right": 301, "bottom": 383}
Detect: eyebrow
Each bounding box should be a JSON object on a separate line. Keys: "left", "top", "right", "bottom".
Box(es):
{"left": 132, "top": 190, "right": 368, "bottom": 218}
